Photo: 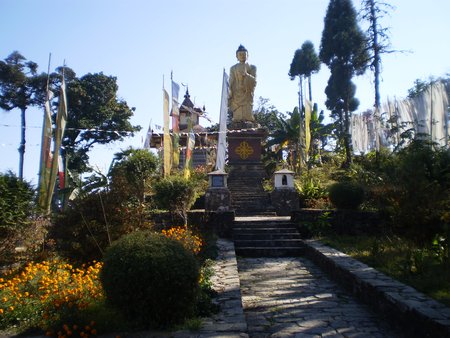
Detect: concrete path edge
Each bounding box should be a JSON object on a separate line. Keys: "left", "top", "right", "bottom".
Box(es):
{"left": 303, "top": 239, "right": 450, "bottom": 338}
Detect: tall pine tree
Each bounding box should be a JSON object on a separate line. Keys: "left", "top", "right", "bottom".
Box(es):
{"left": 0, "top": 52, "right": 44, "bottom": 179}
{"left": 320, "top": 0, "right": 369, "bottom": 167}
{"left": 360, "top": 0, "right": 395, "bottom": 152}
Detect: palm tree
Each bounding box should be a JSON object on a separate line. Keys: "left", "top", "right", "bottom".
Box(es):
{"left": 267, "top": 109, "right": 301, "bottom": 171}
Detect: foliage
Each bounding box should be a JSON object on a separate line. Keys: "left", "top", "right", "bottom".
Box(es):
{"left": 0, "top": 52, "right": 44, "bottom": 178}
{"left": 63, "top": 72, "right": 141, "bottom": 176}
{"left": 407, "top": 74, "right": 450, "bottom": 99}
{"left": 109, "top": 147, "right": 160, "bottom": 203}
{"left": 384, "top": 140, "right": 450, "bottom": 245}
{"left": 0, "top": 260, "right": 104, "bottom": 334}
{"left": 161, "top": 226, "right": 203, "bottom": 255}
{"left": 360, "top": 0, "right": 395, "bottom": 120}
{"left": 0, "top": 171, "right": 35, "bottom": 231}
{"left": 303, "top": 211, "right": 332, "bottom": 238}
{"left": 0, "top": 171, "right": 42, "bottom": 266}
{"left": 320, "top": 0, "right": 368, "bottom": 72}
{"left": 293, "top": 157, "right": 340, "bottom": 208}
{"left": 195, "top": 259, "right": 219, "bottom": 317}
{"left": 308, "top": 103, "right": 335, "bottom": 166}
{"left": 253, "top": 97, "right": 283, "bottom": 131}
{"left": 347, "top": 141, "right": 450, "bottom": 248}
{"left": 320, "top": 0, "right": 369, "bottom": 167}
{"left": 289, "top": 41, "right": 321, "bottom": 80}
{"left": 322, "top": 234, "right": 450, "bottom": 307}
{"left": 407, "top": 78, "right": 431, "bottom": 99}
{"left": 328, "top": 181, "right": 365, "bottom": 210}
{"left": 267, "top": 108, "right": 301, "bottom": 170}
{"left": 100, "top": 231, "right": 200, "bottom": 328}
{"left": 152, "top": 174, "right": 203, "bottom": 225}
{"left": 50, "top": 189, "right": 153, "bottom": 262}
{"left": 288, "top": 40, "right": 321, "bottom": 101}
{"left": 295, "top": 176, "right": 329, "bottom": 209}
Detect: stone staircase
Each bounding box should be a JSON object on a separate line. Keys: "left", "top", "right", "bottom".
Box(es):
{"left": 227, "top": 163, "right": 271, "bottom": 215}
{"left": 233, "top": 216, "right": 305, "bottom": 257}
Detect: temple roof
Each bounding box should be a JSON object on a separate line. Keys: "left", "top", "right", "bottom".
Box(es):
{"left": 180, "top": 88, "right": 203, "bottom": 114}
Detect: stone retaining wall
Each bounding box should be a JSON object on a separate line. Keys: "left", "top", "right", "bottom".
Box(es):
{"left": 303, "top": 239, "right": 450, "bottom": 338}
{"left": 292, "top": 209, "right": 384, "bottom": 235}
{"left": 149, "top": 210, "right": 235, "bottom": 238}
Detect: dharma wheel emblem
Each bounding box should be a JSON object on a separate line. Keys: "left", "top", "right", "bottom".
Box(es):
{"left": 235, "top": 141, "right": 254, "bottom": 159}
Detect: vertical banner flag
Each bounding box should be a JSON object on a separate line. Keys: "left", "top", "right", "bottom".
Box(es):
{"left": 171, "top": 80, "right": 181, "bottom": 167}
{"left": 58, "top": 152, "right": 65, "bottom": 190}
{"left": 46, "top": 75, "right": 68, "bottom": 211}
{"left": 38, "top": 89, "right": 54, "bottom": 209}
{"left": 143, "top": 119, "right": 152, "bottom": 149}
{"left": 305, "top": 99, "right": 312, "bottom": 162}
{"left": 216, "top": 69, "right": 229, "bottom": 171}
{"left": 184, "top": 114, "right": 195, "bottom": 179}
{"left": 163, "top": 88, "right": 172, "bottom": 177}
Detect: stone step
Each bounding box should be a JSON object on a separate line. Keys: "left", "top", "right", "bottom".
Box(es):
{"left": 231, "top": 196, "right": 269, "bottom": 201}
{"left": 234, "top": 211, "right": 277, "bottom": 216}
{"left": 232, "top": 204, "right": 268, "bottom": 210}
{"left": 233, "top": 228, "right": 298, "bottom": 234}
{"left": 234, "top": 221, "right": 296, "bottom": 228}
{"left": 234, "top": 239, "right": 305, "bottom": 248}
{"left": 229, "top": 191, "right": 267, "bottom": 196}
{"left": 235, "top": 246, "right": 305, "bottom": 257}
{"left": 234, "top": 233, "right": 302, "bottom": 240}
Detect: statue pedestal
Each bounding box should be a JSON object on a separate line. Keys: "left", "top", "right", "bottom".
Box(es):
{"left": 228, "top": 128, "right": 267, "bottom": 164}
{"left": 227, "top": 128, "right": 270, "bottom": 214}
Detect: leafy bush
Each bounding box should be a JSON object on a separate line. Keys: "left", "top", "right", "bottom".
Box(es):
{"left": 0, "top": 171, "right": 35, "bottom": 232}
{"left": 152, "top": 175, "right": 202, "bottom": 224}
{"left": 0, "top": 171, "right": 41, "bottom": 266}
{"left": 385, "top": 140, "right": 450, "bottom": 244}
{"left": 100, "top": 231, "right": 200, "bottom": 328}
{"left": 328, "top": 181, "right": 365, "bottom": 210}
{"left": 50, "top": 190, "right": 153, "bottom": 262}
{"left": 294, "top": 162, "right": 337, "bottom": 209}
{"left": 295, "top": 177, "right": 329, "bottom": 208}
{"left": 109, "top": 147, "right": 160, "bottom": 203}
{"left": 49, "top": 149, "right": 160, "bottom": 263}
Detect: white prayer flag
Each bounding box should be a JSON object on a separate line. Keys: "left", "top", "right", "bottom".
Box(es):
{"left": 216, "top": 69, "right": 229, "bottom": 171}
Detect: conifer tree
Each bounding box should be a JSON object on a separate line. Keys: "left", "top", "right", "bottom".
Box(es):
{"left": 320, "top": 0, "right": 369, "bottom": 167}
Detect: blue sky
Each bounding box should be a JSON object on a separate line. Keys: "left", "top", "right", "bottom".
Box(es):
{"left": 1, "top": 0, "right": 449, "bottom": 184}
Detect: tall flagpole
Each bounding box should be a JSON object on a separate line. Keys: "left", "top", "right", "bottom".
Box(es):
{"left": 46, "top": 62, "right": 68, "bottom": 212}
{"left": 216, "top": 68, "right": 229, "bottom": 171}
{"left": 38, "top": 53, "right": 52, "bottom": 211}
{"left": 163, "top": 75, "right": 172, "bottom": 177}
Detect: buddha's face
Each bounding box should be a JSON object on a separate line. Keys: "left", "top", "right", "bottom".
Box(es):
{"left": 236, "top": 51, "right": 247, "bottom": 62}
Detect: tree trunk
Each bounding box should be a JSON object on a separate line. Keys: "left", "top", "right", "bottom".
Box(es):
{"left": 343, "top": 109, "right": 352, "bottom": 168}
{"left": 298, "top": 77, "right": 305, "bottom": 172}
{"left": 308, "top": 76, "right": 312, "bottom": 102}
{"left": 298, "top": 76, "right": 304, "bottom": 111}
{"left": 18, "top": 107, "right": 26, "bottom": 180}
{"left": 370, "top": 0, "right": 381, "bottom": 154}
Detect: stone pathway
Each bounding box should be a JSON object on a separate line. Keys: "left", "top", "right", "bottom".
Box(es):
{"left": 237, "top": 257, "right": 403, "bottom": 338}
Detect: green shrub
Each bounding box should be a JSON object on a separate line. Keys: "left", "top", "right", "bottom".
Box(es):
{"left": 295, "top": 177, "right": 329, "bottom": 208}
{"left": 328, "top": 181, "right": 365, "bottom": 210}
{"left": 152, "top": 175, "right": 201, "bottom": 225}
{"left": 0, "top": 171, "right": 35, "bottom": 231}
{"left": 0, "top": 171, "right": 40, "bottom": 266}
{"left": 100, "top": 231, "right": 200, "bottom": 328}
{"left": 386, "top": 140, "right": 450, "bottom": 244}
{"left": 109, "top": 147, "right": 160, "bottom": 203}
{"left": 50, "top": 190, "right": 153, "bottom": 262}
